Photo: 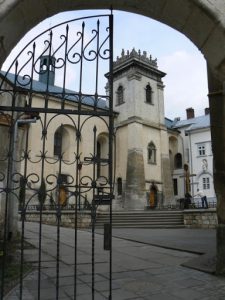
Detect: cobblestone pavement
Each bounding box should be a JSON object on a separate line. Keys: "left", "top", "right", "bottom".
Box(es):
{"left": 4, "top": 223, "right": 225, "bottom": 300}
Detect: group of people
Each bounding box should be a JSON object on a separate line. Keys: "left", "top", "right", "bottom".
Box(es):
{"left": 184, "top": 189, "right": 208, "bottom": 209}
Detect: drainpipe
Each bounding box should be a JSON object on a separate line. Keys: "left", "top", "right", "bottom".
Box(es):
{"left": 186, "top": 129, "right": 194, "bottom": 197}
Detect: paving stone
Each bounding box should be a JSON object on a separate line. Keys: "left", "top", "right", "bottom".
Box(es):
{"left": 4, "top": 223, "right": 225, "bottom": 300}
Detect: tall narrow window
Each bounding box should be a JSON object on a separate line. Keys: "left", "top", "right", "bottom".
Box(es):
{"left": 148, "top": 142, "right": 156, "bottom": 164}
{"left": 174, "top": 153, "right": 182, "bottom": 169}
{"left": 117, "top": 177, "right": 122, "bottom": 196}
{"left": 173, "top": 178, "right": 178, "bottom": 195}
{"left": 54, "top": 128, "right": 62, "bottom": 157}
{"left": 145, "top": 84, "right": 152, "bottom": 104}
{"left": 117, "top": 85, "right": 124, "bottom": 105}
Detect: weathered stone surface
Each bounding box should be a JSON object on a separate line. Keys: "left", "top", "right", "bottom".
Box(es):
{"left": 184, "top": 209, "right": 218, "bottom": 229}
{"left": 125, "top": 148, "right": 146, "bottom": 209}
{"left": 22, "top": 211, "right": 91, "bottom": 228}
{"left": 161, "top": 153, "right": 174, "bottom": 205}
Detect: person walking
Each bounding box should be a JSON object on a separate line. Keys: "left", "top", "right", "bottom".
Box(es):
{"left": 195, "top": 189, "right": 208, "bottom": 208}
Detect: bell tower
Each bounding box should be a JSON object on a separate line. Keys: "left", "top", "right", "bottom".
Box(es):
{"left": 112, "top": 49, "right": 174, "bottom": 209}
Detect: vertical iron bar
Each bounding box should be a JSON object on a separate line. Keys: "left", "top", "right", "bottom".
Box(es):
{"left": 56, "top": 207, "right": 61, "bottom": 300}
{"left": 19, "top": 38, "right": 36, "bottom": 300}
{"left": 56, "top": 124, "right": 63, "bottom": 300}
{"left": 92, "top": 126, "right": 97, "bottom": 300}
{"left": 37, "top": 105, "right": 48, "bottom": 300}
{"left": 95, "top": 20, "right": 100, "bottom": 98}
{"left": 19, "top": 124, "right": 31, "bottom": 299}
{"left": 108, "top": 13, "right": 114, "bottom": 300}
{"left": 61, "top": 24, "right": 69, "bottom": 111}
{"left": 73, "top": 20, "right": 85, "bottom": 300}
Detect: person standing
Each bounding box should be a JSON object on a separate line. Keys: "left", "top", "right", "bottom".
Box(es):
{"left": 195, "top": 189, "right": 208, "bottom": 208}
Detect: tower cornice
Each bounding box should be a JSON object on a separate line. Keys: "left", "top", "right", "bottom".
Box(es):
{"left": 111, "top": 48, "right": 166, "bottom": 80}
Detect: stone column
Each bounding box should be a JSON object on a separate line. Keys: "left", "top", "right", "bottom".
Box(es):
{"left": 207, "top": 66, "right": 225, "bottom": 275}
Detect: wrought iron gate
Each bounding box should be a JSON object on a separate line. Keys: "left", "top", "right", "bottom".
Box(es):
{"left": 0, "top": 13, "right": 113, "bottom": 299}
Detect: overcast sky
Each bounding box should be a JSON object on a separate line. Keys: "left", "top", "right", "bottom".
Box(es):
{"left": 3, "top": 9, "right": 208, "bottom": 120}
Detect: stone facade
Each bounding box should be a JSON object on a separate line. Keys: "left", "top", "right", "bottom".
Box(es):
{"left": 22, "top": 210, "right": 91, "bottom": 228}
{"left": 112, "top": 49, "right": 173, "bottom": 209}
{"left": 184, "top": 208, "right": 218, "bottom": 228}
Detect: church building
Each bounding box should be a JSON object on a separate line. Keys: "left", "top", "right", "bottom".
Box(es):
{"left": 0, "top": 48, "right": 216, "bottom": 215}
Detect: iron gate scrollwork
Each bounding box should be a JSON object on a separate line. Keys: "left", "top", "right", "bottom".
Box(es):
{"left": 0, "top": 13, "right": 114, "bottom": 300}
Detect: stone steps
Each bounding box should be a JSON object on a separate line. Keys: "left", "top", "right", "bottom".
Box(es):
{"left": 95, "top": 210, "right": 184, "bottom": 228}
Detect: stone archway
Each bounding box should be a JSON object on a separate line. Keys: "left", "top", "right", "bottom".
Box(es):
{"left": 1, "top": 0, "right": 225, "bottom": 80}
{"left": 1, "top": 0, "right": 225, "bottom": 274}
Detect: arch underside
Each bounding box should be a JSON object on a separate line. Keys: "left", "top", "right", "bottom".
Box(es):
{"left": 0, "top": 0, "right": 225, "bottom": 79}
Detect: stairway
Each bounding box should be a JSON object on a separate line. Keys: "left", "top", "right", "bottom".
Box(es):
{"left": 95, "top": 210, "right": 184, "bottom": 228}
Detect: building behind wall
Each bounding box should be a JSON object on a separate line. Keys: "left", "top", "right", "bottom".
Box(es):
{"left": 0, "top": 48, "right": 216, "bottom": 215}
{"left": 169, "top": 107, "right": 216, "bottom": 206}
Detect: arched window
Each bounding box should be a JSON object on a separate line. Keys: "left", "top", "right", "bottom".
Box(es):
{"left": 174, "top": 153, "right": 182, "bottom": 169}
{"left": 145, "top": 84, "right": 152, "bottom": 104}
{"left": 116, "top": 85, "right": 124, "bottom": 105}
{"left": 54, "top": 127, "right": 62, "bottom": 157}
{"left": 54, "top": 125, "right": 70, "bottom": 159}
{"left": 148, "top": 142, "right": 156, "bottom": 164}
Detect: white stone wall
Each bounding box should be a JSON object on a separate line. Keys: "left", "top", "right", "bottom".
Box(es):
{"left": 186, "top": 127, "right": 215, "bottom": 200}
